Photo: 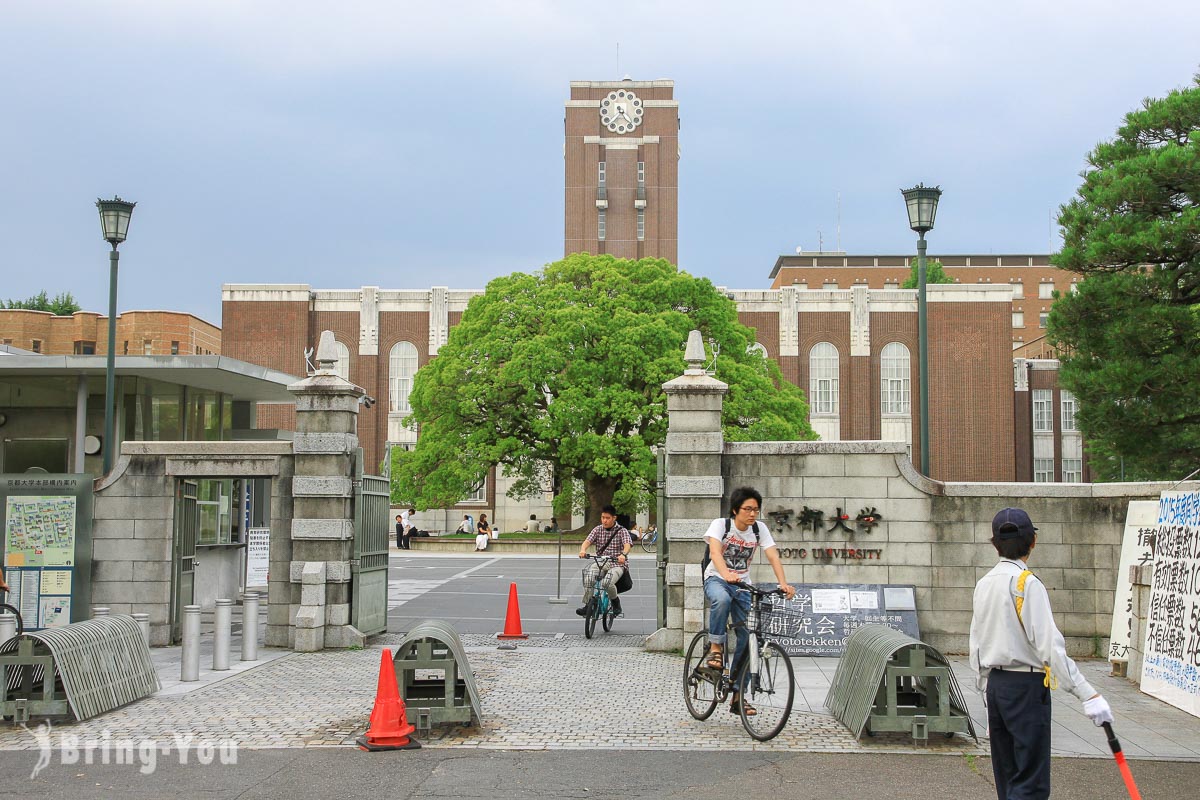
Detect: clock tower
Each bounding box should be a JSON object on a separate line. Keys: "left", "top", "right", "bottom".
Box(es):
{"left": 564, "top": 79, "right": 679, "bottom": 264}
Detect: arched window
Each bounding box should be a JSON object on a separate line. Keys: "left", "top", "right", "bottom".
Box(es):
{"left": 389, "top": 342, "right": 419, "bottom": 414}
{"left": 880, "top": 343, "right": 911, "bottom": 414}
{"left": 331, "top": 340, "right": 350, "bottom": 382}
{"left": 746, "top": 342, "right": 768, "bottom": 359}
{"left": 808, "top": 343, "right": 839, "bottom": 416}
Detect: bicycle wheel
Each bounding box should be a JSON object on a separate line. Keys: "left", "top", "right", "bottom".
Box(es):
{"left": 683, "top": 631, "right": 720, "bottom": 720}
{"left": 735, "top": 640, "right": 794, "bottom": 741}
{"left": 602, "top": 604, "right": 615, "bottom": 632}
{"left": 640, "top": 532, "right": 657, "bottom": 553}
{"left": 583, "top": 598, "right": 597, "bottom": 639}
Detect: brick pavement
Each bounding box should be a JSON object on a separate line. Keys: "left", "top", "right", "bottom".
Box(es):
{"left": 0, "top": 634, "right": 1195, "bottom": 760}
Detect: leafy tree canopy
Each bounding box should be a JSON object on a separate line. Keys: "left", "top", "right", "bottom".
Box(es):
{"left": 1049, "top": 73, "right": 1200, "bottom": 481}
{"left": 899, "top": 258, "right": 953, "bottom": 289}
{"left": 391, "top": 254, "right": 816, "bottom": 528}
{"left": 3, "top": 291, "right": 81, "bottom": 315}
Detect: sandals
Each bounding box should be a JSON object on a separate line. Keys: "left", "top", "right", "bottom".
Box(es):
{"left": 705, "top": 652, "right": 724, "bottom": 670}
{"left": 729, "top": 697, "right": 757, "bottom": 716}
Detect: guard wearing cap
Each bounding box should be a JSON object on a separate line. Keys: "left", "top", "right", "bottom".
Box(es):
{"left": 969, "top": 507, "right": 1114, "bottom": 800}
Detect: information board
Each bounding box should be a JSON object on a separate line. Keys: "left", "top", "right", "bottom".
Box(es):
{"left": 1109, "top": 501, "right": 1159, "bottom": 664}
{"left": 758, "top": 583, "right": 920, "bottom": 657}
{"left": 245, "top": 527, "right": 270, "bottom": 587}
{"left": 0, "top": 476, "right": 92, "bottom": 631}
{"left": 1141, "top": 490, "right": 1200, "bottom": 718}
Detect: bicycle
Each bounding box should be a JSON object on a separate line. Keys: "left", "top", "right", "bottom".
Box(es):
{"left": 639, "top": 526, "right": 659, "bottom": 553}
{"left": 580, "top": 555, "right": 620, "bottom": 639}
{"left": 683, "top": 582, "right": 795, "bottom": 741}
{"left": 0, "top": 589, "right": 24, "bottom": 639}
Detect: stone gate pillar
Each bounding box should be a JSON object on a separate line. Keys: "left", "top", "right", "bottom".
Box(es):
{"left": 286, "top": 331, "right": 366, "bottom": 651}
{"left": 647, "top": 330, "right": 728, "bottom": 651}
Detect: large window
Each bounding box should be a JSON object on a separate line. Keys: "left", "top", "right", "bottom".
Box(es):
{"left": 1062, "top": 458, "right": 1083, "bottom": 482}
{"left": 1039, "top": 282, "right": 1055, "bottom": 299}
{"left": 637, "top": 161, "right": 645, "bottom": 187}
{"left": 637, "top": 209, "right": 645, "bottom": 241}
{"left": 598, "top": 210, "right": 606, "bottom": 241}
{"left": 1011, "top": 281, "right": 1024, "bottom": 299}
{"left": 1033, "top": 389, "right": 1053, "bottom": 432}
{"left": 1060, "top": 390, "right": 1077, "bottom": 431}
{"left": 598, "top": 161, "right": 606, "bottom": 185}
{"left": 809, "top": 342, "right": 840, "bottom": 415}
{"left": 880, "top": 342, "right": 911, "bottom": 415}
{"left": 1033, "top": 458, "right": 1054, "bottom": 483}
{"left": 389, "top": 341, "right": 419, "bottom": 415}
{"left": 1012, "top": 312, "right": 1024, "bottom": 328}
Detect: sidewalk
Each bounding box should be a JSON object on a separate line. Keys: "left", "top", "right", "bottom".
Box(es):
{"left": 2, "top": 626, "right": 1197, "bottom": 759}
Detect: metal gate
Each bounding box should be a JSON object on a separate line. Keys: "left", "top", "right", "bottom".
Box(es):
{"left": 352, "top": 451, "right": 390, "bottom": 637}
{"left": 171, "top": 479, "right": 198, "bottom": 643}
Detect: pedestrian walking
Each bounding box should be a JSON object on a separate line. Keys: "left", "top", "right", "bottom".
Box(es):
{"left": 969, "top": 507, "right": 1113, "bottom": 800}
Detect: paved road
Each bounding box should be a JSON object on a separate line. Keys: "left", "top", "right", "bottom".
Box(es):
{"left": 387, "top": 553, "right": 659, "bottom": 636}
{"left": 2, "top": 747, "right": 1195, "bottom": 799}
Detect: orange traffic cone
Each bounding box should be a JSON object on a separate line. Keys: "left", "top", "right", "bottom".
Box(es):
{"left": 356, "top": 649, "right": 421, "bottom": 751}
{"left": 497, "top": 582, "right": 529, "bottom": 640}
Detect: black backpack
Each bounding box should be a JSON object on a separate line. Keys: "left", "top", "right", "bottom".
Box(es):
{"left": 700, "top": 517, "right": 759, "bottom": 572}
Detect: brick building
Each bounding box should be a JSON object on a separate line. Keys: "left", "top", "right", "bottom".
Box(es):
{"left": 0, "top": 309, "right": 221, "bottom": 356}
{"left": 565, "top": 79, "right": 679, "bottom": 264}
{"left": 222, "top": 281, "right": 1020, "bottom": 486}
{"left": 769, "top": 252, "right": 1079, "bottom": 358}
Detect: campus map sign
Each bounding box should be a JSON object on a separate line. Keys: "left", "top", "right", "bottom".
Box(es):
{"left": 1141, "top": 490, "right": 1200, "bottom": 718}
{"left": 0, "top": 475, "right": 92, "bottom": 630}
{"left": 759, "top": 582, "right": 920, "bottom": 657}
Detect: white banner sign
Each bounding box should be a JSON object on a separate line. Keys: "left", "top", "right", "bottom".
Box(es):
{"left": 245, "top": 527, "right": 270, "bottom": 587}
{"left": 1109, "top": 501, "right": 1159, "bottom": 663}
{"left": 1140, "top": 491, "right": 1200, "bottom": 718}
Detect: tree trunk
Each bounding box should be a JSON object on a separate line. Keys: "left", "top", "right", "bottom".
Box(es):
{"left": 580, "top": 476, "right": 618, "bottom": 532}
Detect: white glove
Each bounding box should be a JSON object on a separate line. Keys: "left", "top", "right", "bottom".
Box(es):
{"left": 1082, "top": 695, "right": 1113, "bottom": 726}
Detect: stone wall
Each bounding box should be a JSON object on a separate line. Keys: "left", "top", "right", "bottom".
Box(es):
{"left": 652, "top": 339, "right": 1198, "bottom": 656}
{"left": 93, "top": 441, "right": 293, "bottom": 646}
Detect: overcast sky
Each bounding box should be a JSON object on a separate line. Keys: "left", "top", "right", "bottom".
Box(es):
{"left": 3, "top": 1, "right": 1198, "bottom": 324}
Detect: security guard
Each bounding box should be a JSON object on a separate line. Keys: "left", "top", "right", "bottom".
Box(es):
{"left": 969, "top": 507, "right": 1113, "bottom": 800}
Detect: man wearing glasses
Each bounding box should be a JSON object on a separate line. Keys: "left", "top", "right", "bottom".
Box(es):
{"left": 703, "top": 486, "right": 795, "bottom": 716}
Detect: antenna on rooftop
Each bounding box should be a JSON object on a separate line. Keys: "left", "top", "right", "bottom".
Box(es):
{"left": 817, "top": 230, "right": 824, "bottom": 253}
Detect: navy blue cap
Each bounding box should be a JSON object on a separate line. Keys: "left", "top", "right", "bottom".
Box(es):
{"left": 992, "top": 507, "right": 1038, "bottom": 539}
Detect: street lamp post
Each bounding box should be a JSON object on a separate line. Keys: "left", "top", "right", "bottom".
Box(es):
{"left": 900, "top": 184, "right": 942, "bottom": 477}
{"left": 96, "top": 197, "right": 136, "bottom": 474}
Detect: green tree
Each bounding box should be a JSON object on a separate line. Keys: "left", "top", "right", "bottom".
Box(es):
{"left": 3, "top": 291, "right": 81, "bottom": 315}
{"left": 1049, "top": 73, "right": 1200, "bottom": 481}
{"left": 899, "top": 258, "right": 953, "bottom": 289}
{"left": 391, "top": 254, "right": 816, "bottom": 528}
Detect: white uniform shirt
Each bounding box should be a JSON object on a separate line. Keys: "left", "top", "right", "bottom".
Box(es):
{"left": 968, "top": 558, "right": 1096, "bottom": 700}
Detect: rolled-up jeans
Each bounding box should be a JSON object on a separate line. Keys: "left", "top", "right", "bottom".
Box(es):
{"left": 704, "top": 576, "right": 750, "bottom": 683}
{"left": 582, "top": 563, "right": 624, "bottom": 605}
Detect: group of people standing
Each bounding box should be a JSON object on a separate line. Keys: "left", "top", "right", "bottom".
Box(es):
{"left": 393, "top": 508, "right": 417, "bottom": 550}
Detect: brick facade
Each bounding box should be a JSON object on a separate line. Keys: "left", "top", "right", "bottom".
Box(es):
{"left": 0, "top": 309, "right": 220, "bottom": 356}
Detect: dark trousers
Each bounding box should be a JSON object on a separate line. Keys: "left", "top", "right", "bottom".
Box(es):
{"left": 396, "top": 525, "right": 407, "bottom": 550}
{"left": 986, "top": 669, "right": 1052, "bottom": 800}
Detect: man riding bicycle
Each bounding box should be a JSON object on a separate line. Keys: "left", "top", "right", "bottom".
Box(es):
{"left": 577, "top": 504, "right": 631, "bottom": 618}
{"left": 705, "top": 487, "right": 795, "bottom": 715}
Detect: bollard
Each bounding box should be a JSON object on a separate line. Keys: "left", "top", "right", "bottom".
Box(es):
{"left": 0, "top": 612, "right": 16, "bottom": 644}
{"left": 132, "top": 612, "right": 151, "bottom": 648}
{"left": 213, "top": 598, "right": 233, "bottom": 671}
{"left": 181, "top": 605, "right": 201, "bottom": 681}
{"left": 92, "top": 607, "right": 111, "bottom": 617}
{"left": 241, "top": 592, "right": 259, "bottom": 662}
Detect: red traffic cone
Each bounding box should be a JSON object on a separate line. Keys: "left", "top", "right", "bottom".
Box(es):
{"left": 356, "top": 649, "right": 421, "bottom": 751}
{"left": 497, "top": 582, "right": 529, "bottom": 640}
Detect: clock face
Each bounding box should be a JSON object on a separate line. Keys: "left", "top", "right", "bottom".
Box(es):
{"left": 599, "top": 89, "right": 644, "bottom": 134}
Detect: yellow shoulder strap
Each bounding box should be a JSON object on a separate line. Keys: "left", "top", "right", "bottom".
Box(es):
{"left": 1013, "top": 569, "right": 1058, "bottom": 690}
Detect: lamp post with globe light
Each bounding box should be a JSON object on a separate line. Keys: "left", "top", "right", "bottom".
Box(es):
{"left": 95, "top": 197, "right": 136, "bottom": 474}
{"left": 900, "top": 184, "right": 942, "bottom": 477}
